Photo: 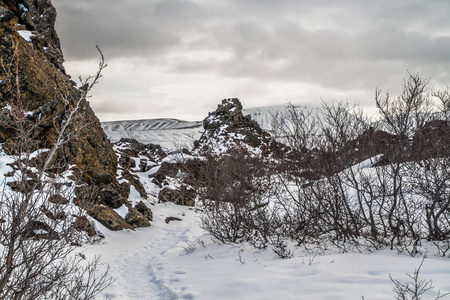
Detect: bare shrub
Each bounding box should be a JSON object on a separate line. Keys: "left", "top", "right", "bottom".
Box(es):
{"left": 200, "top": 73, "right": 450, "bottom": 258}
{"left": 0, "top": 47, "right": 113, "bottom": 299}
{"left": 390, "top": 257, "right": 449, "bottom": 300}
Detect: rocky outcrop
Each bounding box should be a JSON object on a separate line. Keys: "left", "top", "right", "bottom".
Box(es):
{"left": 158, "top": 185, "right": 196, "bottom": 207}
{"left": 74, "top": 198, "right": 133, "bottom": 231}
{"left": 135, "top": 200, "right": 153, "bottom": 221}
{"left": 152, "top": 158, "right": 205, "bottom": 187}
{"left": 125, "top": 206, "right": 151, "bottom": 228}
{"left": 116, "top": 138, "right": 166, "bottom": 170}
{"left": 194, "top": 98, "right": 289, "bottom": 158}
{"left": 195, "top": 98, "right": 270, "bottom": 153}
{"left": 412, "top": 119, "right": 450, "bottom": 160}
{"left": 0, "top": 0, "right": 132, "bottom": 230}
{"left": 114, "top": 138, "right": 168, "bottom": 200}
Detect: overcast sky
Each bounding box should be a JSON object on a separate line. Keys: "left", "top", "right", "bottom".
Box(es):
{"left": 52, "top": 0, "right": 450, "bottom": 122}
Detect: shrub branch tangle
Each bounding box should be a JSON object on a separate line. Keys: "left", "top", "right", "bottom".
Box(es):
{"left": 200, "top": 73, "right": 450, "bottom": 257}
{"left": 0, "top": 47, "right": 113, "bottom": 299}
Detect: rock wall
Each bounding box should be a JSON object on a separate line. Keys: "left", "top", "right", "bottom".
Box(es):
{"left": 0, "top": 0, "right": 132, "bottom": 230}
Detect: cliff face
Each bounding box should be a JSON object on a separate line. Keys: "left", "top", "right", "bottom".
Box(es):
{"left": 0, "top": 0, "right": 133, "bottom": 230}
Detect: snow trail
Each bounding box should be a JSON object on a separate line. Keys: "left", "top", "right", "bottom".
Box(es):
{"left": 87, "top": 203, "right": 197, "bottom": 300}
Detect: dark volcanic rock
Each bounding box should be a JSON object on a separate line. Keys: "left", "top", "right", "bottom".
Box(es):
{"left": 73, "top": 215, "right": 96, "bottom": 237}
{"left": 135, "top": 200, "right": 153, "bottom": 221}
{"left": 0, "top": 0, "right": 130, "bottom": 228}
{"left": 48, "top": 194, "right": 69, "bottom": 205}
{"left": 194, "top": 98, "right": 289, "bottom": 158}
{"left": 125, "top": 206, "right": 151, "bottom": 228}
{"left": 158, "top": 185, "right": 196, "bottom": 207}
{"left": 196, "top": 98, "right": 271, "bottom": 151}
{"left": 114, "top": 138, "right": 169, "bottom": 200}
{"left": 152, "top": 159, "right": 205, "bottom": 187}
{"left": 74, "top": 198, "right": 133, "bottom": 231}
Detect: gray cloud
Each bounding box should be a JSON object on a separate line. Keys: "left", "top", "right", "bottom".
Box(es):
{"left": 52, "top": 0, "right": 450, "bottom": 121}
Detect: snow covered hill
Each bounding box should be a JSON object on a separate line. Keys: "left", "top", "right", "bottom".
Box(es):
{"left": 101, "top": 118, "right": 203, "bottom": 150}
{"left": 101, "top": 105, "right": 320, "bottom": 150}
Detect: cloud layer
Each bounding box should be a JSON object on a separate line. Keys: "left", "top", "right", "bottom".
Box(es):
{"left": 53, "top": 0, "right": 450, "bottom": 121}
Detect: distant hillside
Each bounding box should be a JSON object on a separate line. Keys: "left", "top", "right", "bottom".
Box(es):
{"left": 101, "top": 105, "right": 319, "bottom": 150}
{"left": 101, "top": 118, "right": 203, "bottom": 150}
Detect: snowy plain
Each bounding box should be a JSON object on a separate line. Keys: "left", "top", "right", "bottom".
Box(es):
{"left": 87, "top": 201, "right": 450, "bottom": 300}
{"left": 92, "top": 111, "right": 450, "bottom": 300}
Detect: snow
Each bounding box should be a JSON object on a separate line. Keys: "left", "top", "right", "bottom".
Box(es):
{"left": 114, "top": 205, "right": 129, "bottom": 219}
{"left": 94, "top": 106, "right": 450, "bottom": 299}
{"left": 100, "top": 106, "right": 308, "bottom": 150}
{"left": 17, "top": 30, "right": 34, "bottom": 42}
{"left": 18, "top": 4, "right": 28, "bottom": 12}
{"left": 2, "top": 104, "right": 450, "bottom": 299}
{"left": 102, "top": 119, "right": 203, "bottom": 151}
{"left": 85, "top": 202, "right": 450, "bottom": 300}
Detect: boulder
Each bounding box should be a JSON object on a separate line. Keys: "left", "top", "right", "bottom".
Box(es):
{"left": 125, "top": 206, "right": 150, "bottom": 228}
{"left": 74, "top": 198, "right": 133, "bottom": 231}
{"left": 99, "top": 183, "right": 124, "bottom": 209}
{"left": 135, "top": 200, "right": 153, "bottom": 221}
{"left": 48, "top": 194, "right": 69, "bottom": 205}
{"left": 73, "top": 215, "right": 97, "bottom": 237}
{"left": 158, "top": 185, "right": 196, "bottom": 207}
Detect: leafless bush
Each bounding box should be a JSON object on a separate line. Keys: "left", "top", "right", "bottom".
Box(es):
{"left": 270, "top": 73, "right": 450, "bottom": 254}
{"left": 0, "top": 47, "right": 113, "bottom": 299}
{"left": 390, "top": 256, "right": 449, "bottom": 300}
{"left": 199, "top": 148, "right": 278, "bottom": 247}
{"left": 200, "top": 73, "right": 450, "bottom": 258}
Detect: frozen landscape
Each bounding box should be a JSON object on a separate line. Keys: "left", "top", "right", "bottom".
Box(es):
{"left": 82, "top": 200, "right": 450, "bottom": 299}
{"left": 2, "top": 1, "right": 450, "bottom": 299}
{"left": 93, "top": 105, "right": 450, "bottom": 300}
{"left": 86, "top": 202, "right": 450, "bottom": 300}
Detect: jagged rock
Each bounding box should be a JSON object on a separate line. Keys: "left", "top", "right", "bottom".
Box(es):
{"left": 74, "top": 198, "right": 133, "bottom": 231}
{"left": 135, "top": 200, "right": 153, "bottom": 221}
{"left": 74, "top": 184, "right": 101, "bottom": 205}
{"left": 23, "top": 220, "right": 59, "bottom": 240}
{"left": 116, "top": 138, "right": 167, "bottom": 167}
{"left": 48, "top": 194, "right": 69, "bottom": 205}
{"left": 121, "top": 170, "right": 147, "bottom": 199}
{"left": 114, "top": 138, "right": 167, "bottom": 200}
{"left": 152, "top": 159, "right": 205, "bottom": 187}
{"left": 41, "top": 206, "right": 66, "bottom": 221}
{"left": 158, "top": 185, "right": 196, "bottom": 207}
{"left": 118, "top": 181, "right": 131, "bottom": 199}
{"left": 125, "top": 206, "right": 150, "bottom": 228}
{"left": 73, "top": 215, "right": 97, "bottom": 237}
{"left": 99, "top": 183, "right": 124, "bottom": 209}
{"left": 195, "top": 98, "right": 286, "bottom": 157}
{"left": 0, "top": 1, "right": 130, "bottom": 228}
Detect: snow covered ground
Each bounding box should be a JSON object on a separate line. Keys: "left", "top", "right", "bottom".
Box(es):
{"left": 94, "top": 105, "right": 450, "bottom": 300}
{"left": 86, "top": 201, "right": 450, "bottom": 300}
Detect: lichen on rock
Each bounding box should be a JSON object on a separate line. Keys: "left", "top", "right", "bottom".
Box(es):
{"left": 0, "top": 0, "right": 138, "bottom": 230}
